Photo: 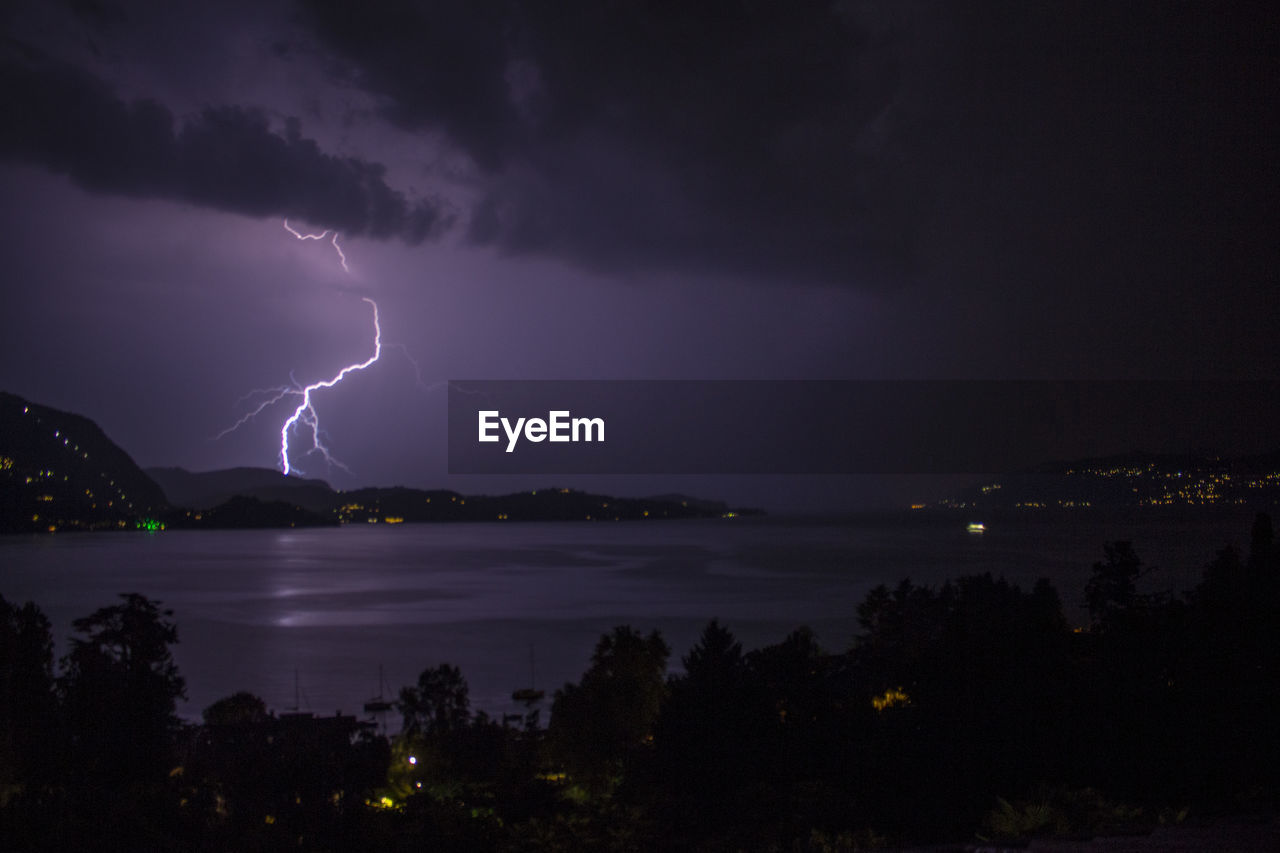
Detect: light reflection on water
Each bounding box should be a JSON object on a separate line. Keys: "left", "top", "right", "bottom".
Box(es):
{"left": 0, "top": 514, "right": 1253, "bottom": 721}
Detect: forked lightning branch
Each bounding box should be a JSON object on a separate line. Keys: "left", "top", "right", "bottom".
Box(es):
{"left": 217, "top": 221, "right": 406, "bottom": 476}
{"left": 478, "top": 411, "right": 605, "bottom": 452}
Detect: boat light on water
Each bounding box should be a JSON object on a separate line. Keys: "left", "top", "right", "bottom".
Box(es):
{"left": 966, "top": 522, "right": 986, "bottom": 534}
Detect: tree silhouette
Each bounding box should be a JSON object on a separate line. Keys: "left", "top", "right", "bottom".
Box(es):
{"left": 202, "top": 690, "right": 269, "bottom": 726}
{"left": 1250, "top": 512, "right": 1274, "bottom": 564}
{"left": 399, "top": 663, "right": 471, "bottom": 737}
{"left": 58, "top": 593, "right": 185, "bottom": 785}
{"left": 51, "top": 594, "right": 186, "bottom": 850}
{"left": 645, "top": 620, "right": 776, "bottom": 846}
{"left": 0, "top": 596, "right": 56, "bottom": 797}
{"left": 1178, "top": 513, "right": 1280, "bottom": 797}
{"left": 548, "top": 626, "right": 668, "bottom": 793}
{"left": 1084, "top": 541, "right": 1155, "bottom": 630}
{"left": 849, "top": 574, "right": 1077, "bottom": 834}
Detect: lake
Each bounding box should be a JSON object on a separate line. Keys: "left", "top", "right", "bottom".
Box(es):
{"left": 0, "top": 512, "right": 1258, "bottom": 723}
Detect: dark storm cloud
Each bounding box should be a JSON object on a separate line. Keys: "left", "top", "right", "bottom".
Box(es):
{"left": 299, "top": 0, "right": 1278, "bottom": 289}
{"left": 295, "top": 0, "right": 515, "bottom": 171}
{"left": 300, "top": 0, "right": 912, "bottom": 281}
{"left": 0, "top": 50, "right": 452, "bottom": 242}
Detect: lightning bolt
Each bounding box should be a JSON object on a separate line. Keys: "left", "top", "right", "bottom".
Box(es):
{"left": 330, "top": 233, "right": 349, "bottom": 273}
{"left": 283, "top": 218, "right": 349, "bottom": 272}
{"left": 212, "top": 385, "right": 297, "bottom": 441}
{"left": 214, "top": 221, "right": 377, "bottom": 474}
{"left": 279, "top": 296, "right": 381, "bottom": 475}
{"left": 275, "top": 219, "right": 373, "bottom": 474}
{"left": 217, "top": 220, "right": 438, "bottom": 475}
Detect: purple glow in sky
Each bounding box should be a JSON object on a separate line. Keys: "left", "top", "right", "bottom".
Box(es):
{"left": 0, "top": 0, "right": 1276, "bottom": 509}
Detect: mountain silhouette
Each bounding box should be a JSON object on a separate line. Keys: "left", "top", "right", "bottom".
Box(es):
{"left": 147, "top": 466, "right": 336, "bottom": 513}
{"left": 0, "top": 391, "right": 166, "bottom": 532}
{"left": 2, "top": 391, "right": 759, "bottom": 531}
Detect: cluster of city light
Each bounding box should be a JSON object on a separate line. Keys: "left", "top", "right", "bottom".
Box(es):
{"left": 8, "top": 405, "right": 136, "bottom": 530}
{"left": 872, "top": 687, "right": 911, "bottom": 712}
{"left": 1068, "top": 464, "right": 1158, "bottom": 478}
{"left": 948, "top": 462, "right": 1280, "bottom": 510}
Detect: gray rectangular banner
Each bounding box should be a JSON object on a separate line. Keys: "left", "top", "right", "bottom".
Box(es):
{"left": 447, "top": 380, "right": 1280, "bottom": 475}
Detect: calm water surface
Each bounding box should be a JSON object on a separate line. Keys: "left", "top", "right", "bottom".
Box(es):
{"left": 0, "top": 514, "right": 1255, "bottom": 721}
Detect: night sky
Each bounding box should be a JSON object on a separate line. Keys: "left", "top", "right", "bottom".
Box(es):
{"left": 1, "top": 1, "right": 1276, "bottom": 510}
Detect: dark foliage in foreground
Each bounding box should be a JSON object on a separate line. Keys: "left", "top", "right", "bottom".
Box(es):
{"left": 2, "top": 516, "right": 1278, "bottom": 850}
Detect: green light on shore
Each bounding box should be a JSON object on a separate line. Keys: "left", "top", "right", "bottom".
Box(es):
{"left": 137, "top": 518, "right": 165, "bottom": 532}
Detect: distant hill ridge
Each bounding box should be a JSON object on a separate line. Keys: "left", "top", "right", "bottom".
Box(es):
{"left": 0, "top": 391, "right": 166, "bottom": 532}
{"left": 1, "top": 391, "right": 757, "bottom": 531}
{"left": 642, "top": 493, "right": 729, "bottom": 513}
{"left": 142, "top": 470, "right": 750, "bottom": 522}
{"left": 147, "top": 466, "right": 336, "bottom": 513}
{"left": 934, "top": 450, "right": 1280, "bottom": 512}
